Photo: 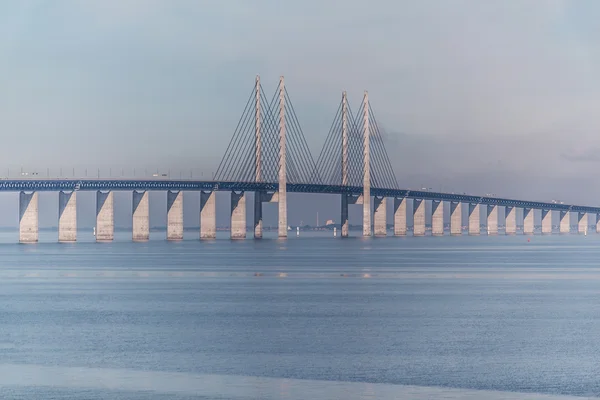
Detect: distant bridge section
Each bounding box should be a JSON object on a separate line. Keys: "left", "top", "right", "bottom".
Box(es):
{"left": 8, "top": 75, "right": 600, "bottom": 243}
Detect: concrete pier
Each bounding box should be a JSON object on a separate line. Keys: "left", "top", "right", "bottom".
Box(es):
{"left": 505, "top": 206, "right": 516, "bottom": 235}
{"left": 468, "top": 203, "right": 480, "bottom": 235}
{"left": 19, "top": 191, "right": 38, "bottom": 243}
{"left": 393, "top": 197, "right": 407, "bottom": 236}
{"left": 578, "top": 212, "right": 588, "bottom": 234}
{"left": 132, "top": 191, "right": 149, "bottom": 242}
{"left": 559, "top": 211, "right": 570, "bottom": 234}
{"left": 58, "top": 191, "right": 76, "bottom": 242}
{"left": 431, "top": 200, "right": 443, "bottom": 236}
{"left": 450, "top": 201, "right": 462, "bottom": 235}
{"left": 254, "top": 192, "right": 278, "bottom": 239}
{"left": 541, "top": 209, "right": 552, "bottom": 234}
{"left": 341, "top": 195, "right": 349, "bottom": 237}
{"left": 201, "top": 191, "right": 217, "bottom": 239}
{"left": 413, "top": 199, "right": 425, "bottom": 236}
{"left": 254, "top": 192, "right": 263, "bottom": 239}
{"left": 230, "top": 191, "right": 246, "bottom": 239}
{"left": 373, "top": 196, "right": 387, "bottom": 237}
{"left": 96, "top": 191, "right": 114, "bottom": 242}
{"left": 487, "top": 205, "right": 498, "bottom": 235}
{"left": 167, "top": 191, "right": 183, "bottom": 240}
{"left": 597, "top": 213, "right": 600, "bottom": 234}
{"left": 523, "top": 208, "right": 534, "bottom": 235}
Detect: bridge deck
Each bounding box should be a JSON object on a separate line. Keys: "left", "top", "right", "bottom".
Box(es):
{"left": 2, "top": 179, "right": 596, "bottom": 214}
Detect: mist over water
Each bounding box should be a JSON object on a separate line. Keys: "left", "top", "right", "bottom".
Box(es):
{"left": 1, "top": 233, "right": 600, "bottom": 399}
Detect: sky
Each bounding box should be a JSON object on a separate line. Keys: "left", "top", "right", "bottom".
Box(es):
{"left": 1, "top": 0, "right": 600, "bottom": 228}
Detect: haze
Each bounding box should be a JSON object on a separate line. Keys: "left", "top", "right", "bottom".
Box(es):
{"left": 1, "top": 0, "right": 600, "bottom": 228}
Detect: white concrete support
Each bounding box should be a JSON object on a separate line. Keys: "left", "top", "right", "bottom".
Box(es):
{"left": 96, "top": 191, "right": 114, "bottom": 242}
{"left": 167, "top": 191, "right": 183, "bottom": 240}
{"left": 58, "top": 191, "right": 76, "bottom": 242}
{"left": 597, "top": 213, "right": 600, "bottom": 234}
{"left": 393, "top": 197, "right": 407, "bottom": 236}
{"left": 468, "top": 203, "right": 480, "bottom": 235}
{"left": 578, "top": 212, "right": 588, "bottom": 234}
{"left": 413, "top": 199, "right": 425, "bottom": 236}
{"left": 559, "top": 211, "right": 570, "bottom": 234}
{"left": 341, "top": 194, "right": 349, "bottom": 238}
{"left": 487, "top": 205, "right": 498, "bottom": 235}
{"left": 254, "top": 191, "right": 278, "bottom": 239}
{"left": 432, "top": 200, "right": 444, "bottom": 236}
{"left": 277, "top": 76, "right": 288, "bottom": 238}
{"left": 19, "top": 191, "right": 38, "bottom": 243}
{"left": 541, "top": 209, "right": 552, "bottom": 234}
{"left": 362, "top": 91, "right": 371, "bottom": 237}
{"left": 450, "top": 201, "right": 462, "bottom": 236}
{"left": 200, "top": 191, "right": 217, "bottom": 239}
{"left": 254, "top": 192, "right": 263, "bottom": 239}
{"left": 505, "top": 206, "right": 516, "bottom": 235}
{"left": 132, "top": 191, "right": 149, "bottom": 242}
{"left": 230, "top": 191, "right": 246, "bottom": 240}
{"left": 373, "top": 196, "right": 387, "bottom": 237}
{"left": 523, "top": 208, "right": 534, "bottom": 235}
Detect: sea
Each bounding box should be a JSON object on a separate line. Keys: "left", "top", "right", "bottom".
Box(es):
{"left": 0, "top": 230, "right": 599, "bottom": 399}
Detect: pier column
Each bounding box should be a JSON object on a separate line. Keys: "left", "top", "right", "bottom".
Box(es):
{"left": 167, "top": 191, "right": 183, "bottom": 240}
{"left": 578, "top": 212, "right": 588, "bottom": 234}
{"left": 597, "top": 213, "right": 600, "bottom": 234}
{"left": 96, "top": 191, "right": 114, "bottom": 242}
{"left": 541, "top": 209, "right": 552, "bottom": 234}
{"left": 505, "top": 206, "right": 516, "bottom": 235}
{"left": 200, "top": 191, "right": 216, "bottom": 239}
{"left": 254, "top": 192, "right": 263, "bottom": 239}
{"left": 393, "top": 197, "right": 407, "bottom": 236}
{"left": 230, "top": 191, "right": 246, "bottom": 239}
{"left": 132, "top": 191, "right": 149, "bottom": 242}
{"left": 450, "top": 201, "right": 462, "bottom": 235}
{"left": 413, "top": 199, "right": 425, "bottom": 236}
{"left": 373, "top": 196, "right": 387, "bottom": 236}
{"left": 19, "top": 191, "right": 38, "bottom": 243}
{"left": 468, "top": 203, "right": 480, "bottom": 235}
{"left": 523, "top": 208, "right": 534, "bottom": 235}
{"left": 559, "top": 210, "right": 570, "bottom": 234}
{"left": 432, "top": 200, "right": 443, "bottom": 236}
{"left": 254, "top": 192, "right": 278, "bottom": 239}
{"left": 341, "top": 195, "right": 349, "bottom": 237}
{"left": 58, "top": 191, "right": 76, "bottom": 242}
{"left": 487, "top": 205, "right": 498, "bottom": 235}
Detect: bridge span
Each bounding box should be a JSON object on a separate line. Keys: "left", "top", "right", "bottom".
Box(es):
{"left": 8, "top": 178, "right": 600, "bottom": 243}
{"left": 9, "top": 75, "right": 600, "bottom": 242}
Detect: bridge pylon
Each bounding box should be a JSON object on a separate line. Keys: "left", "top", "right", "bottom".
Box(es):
{"left": 215, "top": 75, "right": 318, "bottom": 238}
{"left": 316, "top": 90, "right": 398, "bottom": 237}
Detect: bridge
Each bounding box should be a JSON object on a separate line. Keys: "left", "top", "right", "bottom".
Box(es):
{"left": 10, "top": 76, "right": 600, "bottom": 242}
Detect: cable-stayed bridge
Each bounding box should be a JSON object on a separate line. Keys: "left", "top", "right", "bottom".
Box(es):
{"left": 7, "top": 76, "right": 600, "bottom": 242}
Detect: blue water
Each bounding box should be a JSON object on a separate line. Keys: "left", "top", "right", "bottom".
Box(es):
{"left": 1, "top": 232, "right": 599, "bottom": 399}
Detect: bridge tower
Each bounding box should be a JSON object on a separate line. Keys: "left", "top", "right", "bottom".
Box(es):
{"left": 278, "top": 76, "right": 287, "bottom": 238}
{"left": 215, "top": 75, "right": 317, "bottom": 238}
{"left": 317, "top": 90, "right": 398, "bottom": 237}
{"left": 362, "top": 91, "right": 371, "bottom": 236}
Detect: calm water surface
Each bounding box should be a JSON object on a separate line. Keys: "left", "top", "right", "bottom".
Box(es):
{"left": 0, "top": 231, "right": 599, "bottom": 399}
